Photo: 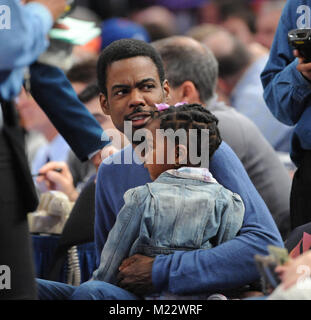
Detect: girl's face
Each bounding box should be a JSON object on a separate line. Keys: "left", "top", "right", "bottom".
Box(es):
{"left": 143, "top": 119, "right": 176, "bottom": 181}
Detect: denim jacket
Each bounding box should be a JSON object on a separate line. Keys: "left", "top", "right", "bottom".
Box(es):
{"left": 92, "top": 167, "right": 245, "bottom": 285}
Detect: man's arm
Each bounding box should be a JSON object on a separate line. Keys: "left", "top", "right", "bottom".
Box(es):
{"left": 118, "top": 143, "right": 284, "bottom": 295}
{"left": 0, "top": 0, "right": 65, "bottom": 70}
{"left": 261, "top": 0, "right": 311, "bottom": 126}
{"left": 29, "top": 63, "right": 110, "bottom": 161}
{"left": 153, "top": 143, "right": 283, "bottom": 294}
{"left": 213, "top": 191, "right": 244, "bottom": 245}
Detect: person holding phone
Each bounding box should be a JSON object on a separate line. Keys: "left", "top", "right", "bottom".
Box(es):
{"left": 261, "top": 0, "right": 311, "bottom": 230}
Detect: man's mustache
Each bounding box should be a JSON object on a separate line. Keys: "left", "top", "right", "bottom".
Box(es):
{"left": 124, "top": 105, "right": 158, "bottom": 121}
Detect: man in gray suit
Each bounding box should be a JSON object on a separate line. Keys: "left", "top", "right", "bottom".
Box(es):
{"left": 152, "top": 36, "right": 291, "bottom": 239}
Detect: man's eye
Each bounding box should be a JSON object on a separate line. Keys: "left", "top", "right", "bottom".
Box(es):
{"left": 114, "top": 89, "right": 128, "bottom": 96}
{"left": 142, "top": 84, "right": 155, "bottom": 90}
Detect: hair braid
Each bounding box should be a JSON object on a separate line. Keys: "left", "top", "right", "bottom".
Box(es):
{"left": 153, "top": 103, "right": 222, "bottom": 160}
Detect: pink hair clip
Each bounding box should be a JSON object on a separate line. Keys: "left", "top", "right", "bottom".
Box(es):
{"left": 155, "top": 102, "right": 186, "bottom": 111}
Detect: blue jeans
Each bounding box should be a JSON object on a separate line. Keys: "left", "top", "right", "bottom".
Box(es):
{"left": 36, "top": 279, "right": 139, "bottom": 300}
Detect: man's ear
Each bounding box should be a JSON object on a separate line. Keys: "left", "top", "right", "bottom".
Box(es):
{"left": 99, "top": 93, "right": 110, "bottom": 116}
{"left": 162, "top": 79, "right": 170, "bottom": 103}
{"left": 175, "top": 144, "right": 188, "bottom": 166}
{"left": 179, "top": 81, "right": 200, "bottom": 104}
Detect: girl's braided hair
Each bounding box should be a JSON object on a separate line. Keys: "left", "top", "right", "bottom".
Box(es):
{"left": 152, "top": 103, "right": 222, "bottom": 160}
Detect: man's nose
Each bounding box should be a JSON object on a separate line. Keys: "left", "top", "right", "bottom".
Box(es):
{"left": 128, "top": 89, "right": 146, "bottom": 108}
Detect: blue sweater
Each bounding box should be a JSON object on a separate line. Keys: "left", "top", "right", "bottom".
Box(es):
{"left": 95, "top": 142, "right": 283, "bottom": 294}
{"left": 261, "top": 0, "right": 311, "bottom": 167}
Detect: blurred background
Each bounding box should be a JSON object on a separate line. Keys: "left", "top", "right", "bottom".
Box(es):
{"left": 20, "top": 0, "right": 294, "bottom": 195}
{"left": 69, "top": 0, "right": 285, "bottom": 51}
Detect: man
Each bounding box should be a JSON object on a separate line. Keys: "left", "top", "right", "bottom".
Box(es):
{"left": 198, "top": 26, "right": 294, "bottom": 153}
{"left": 39, "top": 38, "right": 286, "bottom": 299}
{"left": 93, "top": 39, "right": 283, "bottom": 298}
{"left": 16, "top": 87, "right": 51, "bottom": 165}
{"left": 0, "top": 0, "right": 109, "bottom": 299}
{"left": 152, "top": 36, "right": 292, "bottom": 239}
{"left": 261, "top": 0, "right": 311, "bottom": 229}
{"left": 36, "top": 59, "right": 122, "bottom": 200}
{"left": 255, "top": 0, "right": 285, "bottom": 49}
{"left": 36, "top": 38, "right": 283, "bottom": 300}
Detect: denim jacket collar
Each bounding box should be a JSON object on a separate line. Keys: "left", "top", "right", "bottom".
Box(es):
{"left": 156, "top": 167, "right": 218, "bottom": 184}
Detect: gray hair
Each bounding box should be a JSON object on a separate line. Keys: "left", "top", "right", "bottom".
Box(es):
{"left": 152, "top": 38, "right": 218, "bottom": 105}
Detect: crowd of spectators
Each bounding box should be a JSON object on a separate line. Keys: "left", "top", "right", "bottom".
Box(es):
{"left": 2, "top": 0, "right": 311, "bottom": 301}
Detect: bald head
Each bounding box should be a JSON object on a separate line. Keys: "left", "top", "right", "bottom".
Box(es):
{"left": 153, "top": 35, "right": 206, "bottom": 52}
{"left": 131, "top": 6, "right": 177, "bottom": 41}
{"left": 190, "top": 27, "right": 251, "bottom": 79}
{"left": 202, "top": 30, "right": 236, "bottom": 58}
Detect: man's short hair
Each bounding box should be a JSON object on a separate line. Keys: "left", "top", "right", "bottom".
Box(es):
{"left": 97, "top": 38, "right": 165, "bottom": 96}
{"left": 152, "top": 38, "right": 218, "bottom": 104}
{"left": 66, "top": 59, "right": 99, "bottom": 103}
{"left": 66, "top": 58, "right": 98, "bottom": 84}
{"left": 215, "top": 35, "right": 250, "bottom": 79}
{"left": 220, "top": 4, "right": 256, "bottom": 34}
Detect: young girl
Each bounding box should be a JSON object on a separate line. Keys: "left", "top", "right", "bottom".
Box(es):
{"left": 92, "top": 103, "right": 245, "bottom": 288}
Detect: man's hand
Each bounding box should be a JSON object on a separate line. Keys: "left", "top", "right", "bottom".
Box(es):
{"left": 117, "top": 254, "right": 156, "bottom": 297}
{"left": 294, "top": 49, "right": 311, "bottom": 82}
{"left": 26, "top": 0, "right": 67, "bottom": 22}
{"left": 36, "top": 161, "right": 79, "bottom": 202}
{"left": 91, "top": 145, "right": 119, "bottom": 172}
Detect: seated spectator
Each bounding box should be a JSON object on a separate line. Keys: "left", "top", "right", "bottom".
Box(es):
{"left": 192, "top": 26, "right": 294, "bottom": 153}
{"left": 16, "top": 88, "right": 48, "bottom": 165}
{"left": 220, "top": 4, "right": 257, "bottom": 46}
{"left": 130, "top": 5, "right": 178, "bottom": 41}
{"left": 94, "top": 39, "right": 283, "bottom": 298}
{"left": 36, "top": 59, "right": 125, "bottom": 200}
{"left": 93, "top": 103, "right": 245, "bottom": 293}
{"left": 213, "top": 0, "right": 268, "bottom": 60}
{"left": 255, "top": 0, "right": 285, "bottom": 49}
{"left": 15, "top": 87, "right": 71, "bottom": 183}
{"left": 66, "top": 59, "right": 125, "bottom": 189}
{"left": 197, "top": 1, "right": 222, "bottom": 25}
{"left": 36, "top": 38, "right": 283, "bottom": 300}
{"left": 152, "top": 35, "right": 292, "bottom": 239}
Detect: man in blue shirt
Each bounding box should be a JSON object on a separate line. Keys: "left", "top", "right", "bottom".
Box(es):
{"left": 261, "top": 0, "right": 311, "bottom": 229}
{"left": 94, "top": 39, "right": 283, "bottom": 298}
{"left": 0, "top": 0, "right": 109, "bottom": 299}
{"left": 37, "top": 39, "right": 283, "bottom": 300}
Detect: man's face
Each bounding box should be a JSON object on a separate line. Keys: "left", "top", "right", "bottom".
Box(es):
{"left": 255, "top": 11, "right": 281, "bottom": 49}
{"left": 100, "top": 56, "right": 169, "bottom": 136}
{"left": 16, "top": 88, "right": 53, "bottom": 133}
